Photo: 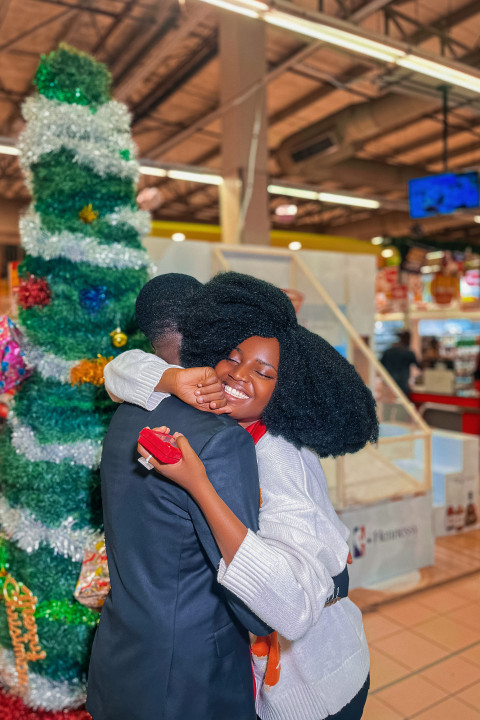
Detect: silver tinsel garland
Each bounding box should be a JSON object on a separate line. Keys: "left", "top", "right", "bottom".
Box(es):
{"left": 0, "top": 496, "right": 101, "bottom": 561}
{"left": 105, "top": 205, "right": 151, "bottom": 236}
{"left": 9, "top": 413, "right": 102, "bottom": 468}
{"left": 0, "top": 648, "right": 86, "bottom": 711}
{"left": 20, "top": 210, "right": 151, "bottom": 270}
{"left": 19, "top": 95, "right": 139, "bottom": 182}
{"left": 23, "top": 345, "right": 79, "bottom": 384}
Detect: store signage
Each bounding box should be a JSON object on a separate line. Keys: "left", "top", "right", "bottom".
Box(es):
{"left": 339, "top": 493, "right": 434, "bottom": 589}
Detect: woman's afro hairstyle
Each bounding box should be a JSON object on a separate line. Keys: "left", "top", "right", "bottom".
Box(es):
{"left": 179, "top": 271, "right": 378, "bottom": 457}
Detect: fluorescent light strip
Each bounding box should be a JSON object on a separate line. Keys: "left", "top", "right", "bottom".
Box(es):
{"left": 268, "top": 184, "right": 318, "bottom": 200}
{"left": 139, "top": 165, "right": 222, "bottom": 185}
{"left": 139, "top": 165, "right": 167, "bottom": 177}
{"left": 398, "top": 55, "right": 480, "bottom": 94}
{"left": 167, "top": 169, "right": 223, "bottom": 185}
{"left": 266, "top": 11, "right": 405, "bottom": 64}
{"left": 199, "top": 0, "right": 480, "bottom": 95}
{"left": 200, "top": 0, "right": 261, "bottom": 19}
{"left": 268, "top": 183, "right": 380, "bottom": 208}
{"left": 0, "top": 144, "right": 20, "bottom": 156}
{"left": 318, "top": 192, "right": 380, "bottom": 209}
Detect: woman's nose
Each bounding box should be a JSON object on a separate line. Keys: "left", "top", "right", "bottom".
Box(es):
{"left": 229, "top": 365, "right": 249, "bottom": 382}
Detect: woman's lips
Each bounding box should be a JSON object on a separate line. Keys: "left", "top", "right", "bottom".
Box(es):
{"left": 223, "top": 383, "right": 249, "bottom": 400}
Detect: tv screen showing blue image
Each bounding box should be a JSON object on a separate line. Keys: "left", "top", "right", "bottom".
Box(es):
{"left": 408, "top": 171, "right": 479, "bottom": 219}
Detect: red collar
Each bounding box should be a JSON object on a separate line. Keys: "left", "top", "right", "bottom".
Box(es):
{"left": 246, "top": 420, "right": 267, "bottom": 445}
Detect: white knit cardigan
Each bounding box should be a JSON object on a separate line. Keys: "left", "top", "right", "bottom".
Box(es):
{"left": 104, "top": 350, "right": 370, "bottom": 720}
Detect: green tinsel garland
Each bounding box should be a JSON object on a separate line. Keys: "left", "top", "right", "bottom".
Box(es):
{"left": 0, "top": 432, "right": 102, "bottom": 529}
{"left": 13, "top": 374, "right": 113, "bottom": 444}
{"left": 39, "top": 212, "right": 145, "bottom": 249}
{"left": 34, "top": 43, "right": 111, "bottom": 108}
{"left": 36, "top": 599, "right": 99, "bottom": 628}
{"left": 0, "top": 604, "right": 96, "bottom": 682}
{"left": 33, "top": 149, "right": 136, "bottom": 220}
{"left": 0, "top": 542, "right": 82, "bottom": 605}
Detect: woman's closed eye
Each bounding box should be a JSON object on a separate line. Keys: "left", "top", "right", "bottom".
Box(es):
{"left": 255, "top": 370, "right": 276, "bottom": 380}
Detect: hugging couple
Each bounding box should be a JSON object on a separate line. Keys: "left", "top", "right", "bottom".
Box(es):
{"left": 86, "top": 271, "right": 378, "bottom": 720}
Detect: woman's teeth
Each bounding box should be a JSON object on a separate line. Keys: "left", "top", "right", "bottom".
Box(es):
{"left": 224, "top": 385, "right": 249, "bottom": 400}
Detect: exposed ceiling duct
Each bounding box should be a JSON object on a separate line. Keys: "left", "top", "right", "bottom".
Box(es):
{"left": 275, "top": 93, "right": 437, "bottom": 186}
{"left": 287, "top": 157, "right": 427, "bottom": 191}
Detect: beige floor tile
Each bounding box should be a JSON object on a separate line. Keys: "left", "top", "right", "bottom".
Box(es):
{"left": 448, "top": 603, "right": 480, "bottom": 632}
{"left": 363, "top": 612, "right": 404, "bottom": 643}
{"left": 373, "top": 629, "right": 448, "bottom": 671}
{"left": 369, "top": 647, "right": 411, "bottom": 692}
{"left": 452, "top": 576, "right": 480, "bottom": 602}
{"left": 421, "top": 655, "right": 480, "bottom": 693}
{"left": 461, "top": 644, "right": 480, "bottom": 668}
{"left": 414, "top": 615, "right": 479, "bottom": 651}
{"left": 362, "top": 694, "right": 404, "bottom": 720}
{"left": 413, "top": 696, "right": 480, "bottom": 720}
{"left": 417, "top": 587, "right": 472, "bottom": 613}
{"left": 376, "top": 675, "right": 446, "bottom": 717}
{"left": 379, "top": 598, "right": 439, "bottom": 627}
{"left": 458, "top": 681, "right": 480, "bottom": 710}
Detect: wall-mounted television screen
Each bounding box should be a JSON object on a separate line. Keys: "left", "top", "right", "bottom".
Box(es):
{"left": 408, "top": 171, "right": 479, "bottom": 219}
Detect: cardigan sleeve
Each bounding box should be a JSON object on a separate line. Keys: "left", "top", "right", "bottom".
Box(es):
{"left": 104, "top": 349, "right": 179, "bottom": 410}
{"left": 217, "top": 436, "right": 349, "bottom": 642}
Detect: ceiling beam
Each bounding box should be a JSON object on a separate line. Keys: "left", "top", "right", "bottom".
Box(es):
{"left": 132, "top": 35, "right": 218, "bottom": 126}
{"left": 114, "top": 4, "right": 211, "bottom": 103}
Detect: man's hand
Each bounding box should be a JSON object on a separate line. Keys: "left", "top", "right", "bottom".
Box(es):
{"left": 158, "top": 367, "right": 232, "bottom": 415}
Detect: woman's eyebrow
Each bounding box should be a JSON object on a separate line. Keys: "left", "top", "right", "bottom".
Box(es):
{"left": 256, "top": 359, "right": 277, "bottom": 370}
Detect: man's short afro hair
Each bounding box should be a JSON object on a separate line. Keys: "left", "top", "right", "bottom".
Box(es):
{"left": 135, "top": 273, "right": 201, "bottom": 345}
{"left": 179, "top": 272, "right": 378, "bottom": 457}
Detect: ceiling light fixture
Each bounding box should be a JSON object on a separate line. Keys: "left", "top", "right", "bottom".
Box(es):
{"left": 172, "top": 233, "right": 186, "bottom": 242}
{"left": 275, "top": 203, "right": 298, "bottom": 216}
{"left": 167, "top": 169, "right": 223, "bottom": 185}
{"left": 268, "top": 184, "right": 318, "bottom": 200}
{"left": 288, "top": 241, "right": 302, "bottom": 251}
{"left": 0, "top": 144, "right": 20, "bottom": 156}
{"left": 371, "top": 236, "right": 384, "bottom": 245}
{"left": 197, "top": 0, "right": 480, "bottom": 95}
{"left": 318, "top": 191, "right": 380, "bottom": 209}
{"left": 265, "top": 11, "right": 405, "bottom": 64}
{"left": 268, "top": 183, "right": 381, "bottom": 209}
{"left": 199, "top": 0, "right": 266, "bottom": 19}
{"left": 139, "top": 165, "right": 168, "bottom": 177}
{"left": 381, "top": 248, "right": 394, "bottom": 258}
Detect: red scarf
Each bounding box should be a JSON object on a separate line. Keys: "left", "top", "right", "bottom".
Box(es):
{"left": 246, "top": 420, "right": 267, "bottom": 445}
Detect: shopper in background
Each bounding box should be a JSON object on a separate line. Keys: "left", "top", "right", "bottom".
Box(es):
{"left": 107, "top": 272, "right": 377, "bottom": 720}
{"left": 381, "top": 329, "right": 421, "bottom": 398}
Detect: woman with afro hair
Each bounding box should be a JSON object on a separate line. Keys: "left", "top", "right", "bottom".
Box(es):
{"left": 107, "top": 271, "right": 378, "bottom": 720}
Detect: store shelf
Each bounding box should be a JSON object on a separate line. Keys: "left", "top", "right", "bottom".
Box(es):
{"left": 376, "top": 308, "right": 480, "bottom": 321}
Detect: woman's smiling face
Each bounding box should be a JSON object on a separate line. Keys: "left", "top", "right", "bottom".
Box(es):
{"left": 214, "top": 336, "right": 280, "bottom": 427}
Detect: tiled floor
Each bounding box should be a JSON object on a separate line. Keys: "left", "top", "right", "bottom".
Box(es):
{"left": 363, "top": 572, "right": 480, "bottom": 719}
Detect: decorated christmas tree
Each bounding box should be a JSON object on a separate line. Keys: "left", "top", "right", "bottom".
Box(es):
{"left": 0, "top": 44, "right": 151, "bottom": 717}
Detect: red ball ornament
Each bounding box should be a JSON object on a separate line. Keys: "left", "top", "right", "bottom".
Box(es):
{"left": 16, "top": 275, "right": 52, "bottom": 309}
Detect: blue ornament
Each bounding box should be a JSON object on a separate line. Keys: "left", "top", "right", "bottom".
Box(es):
{"left": 79, "top": 285, "right": 109, "bottom": 314}
{"left": 1, "top": 361, "right": 8, "bottom": 372}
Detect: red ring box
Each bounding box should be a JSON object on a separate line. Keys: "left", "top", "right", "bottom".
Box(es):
{"left": 138, "top": 428, "right": 182, "bottom": 464}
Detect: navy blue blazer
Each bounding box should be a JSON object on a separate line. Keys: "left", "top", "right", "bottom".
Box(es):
{"left": 87, "top": 397, "right": 271, "bottom": 720}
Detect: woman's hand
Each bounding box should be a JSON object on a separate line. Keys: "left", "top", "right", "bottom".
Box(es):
{"left": 157, "top": 368, "right": 232, "bottom": 414}
{"left": 137, "top": 427, "right": 208, "bottom": 497}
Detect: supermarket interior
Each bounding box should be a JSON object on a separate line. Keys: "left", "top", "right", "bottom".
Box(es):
{"left": 1, "top": 1, "right": 480, "bottom": 719}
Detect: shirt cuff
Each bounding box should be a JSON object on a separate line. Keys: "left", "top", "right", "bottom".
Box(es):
{"left": 217, "top": 529, "right": 276, "bottom": 607}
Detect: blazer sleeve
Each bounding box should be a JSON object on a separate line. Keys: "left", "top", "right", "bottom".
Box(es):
{"left": 188, "top": 423, "right": 272, "bottom": 637}
{"left": 104, "top": 349, "right": 179, "bottom": 410}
